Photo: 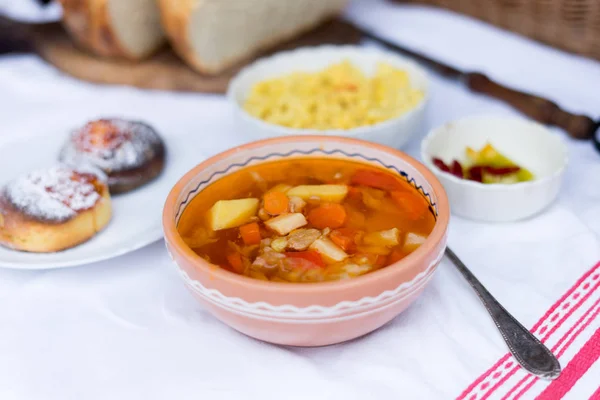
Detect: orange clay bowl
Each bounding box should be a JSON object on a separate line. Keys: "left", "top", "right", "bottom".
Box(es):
{"left": 163, "top": 136, "right": 450, "bottom": 346}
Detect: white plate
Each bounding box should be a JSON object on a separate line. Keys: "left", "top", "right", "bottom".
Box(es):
{"left": 0, "top": 132, "right": 205, "bottom": 269}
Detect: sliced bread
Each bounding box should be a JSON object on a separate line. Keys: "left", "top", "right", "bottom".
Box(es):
{"left": 59, "top": 0, "right": 165, "bottom": 60}
{"left": 159, "top": 0, "right": 349, "bottom": 75}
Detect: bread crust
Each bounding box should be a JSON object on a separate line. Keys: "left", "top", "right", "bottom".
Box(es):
{"left": 59, "top": 0, "right": 163, "bottom": 60}
{"left": 157, "top": 0, "right": 194, "bottom": 67}
{"left": 0, "top": 185, "right": 112, "bottom": 253}
{"left": 158, "top": 0, "right": 349, "bottom": 75}
{"left": 59, "top": 0, "right": 127, "bottom": 58}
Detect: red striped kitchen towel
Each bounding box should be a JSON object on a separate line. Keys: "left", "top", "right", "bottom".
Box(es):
{"left": 458, "top": 262, "right": 600, "bottom": 400}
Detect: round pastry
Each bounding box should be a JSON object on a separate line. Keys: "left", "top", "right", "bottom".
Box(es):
{"left": 59, "top": 118, "right": 166, "bottom": 194}
{"left": 0, "top": 164, "right": 112, "bottom": 253}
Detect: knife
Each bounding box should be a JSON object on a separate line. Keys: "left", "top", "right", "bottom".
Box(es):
{"left": 359, "top": 28, "right": 599, "bottom": 141}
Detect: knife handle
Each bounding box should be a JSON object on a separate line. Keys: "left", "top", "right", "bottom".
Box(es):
{"left": 0, "top": 17, "right": 34, "bottom": 55}
{"left": 465, "top": 72, "right": 597, "bottom": 140}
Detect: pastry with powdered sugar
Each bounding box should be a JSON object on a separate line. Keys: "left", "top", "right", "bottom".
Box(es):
{"left": 59, "top": 118, "right": 166, "bottom": 194}
{"left": 0, "top": 164, "right": 112, "bottom": 253}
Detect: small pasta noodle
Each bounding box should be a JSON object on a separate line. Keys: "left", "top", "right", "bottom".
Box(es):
{"left": 243, "top": 60, "right": 424, "bottom": 130}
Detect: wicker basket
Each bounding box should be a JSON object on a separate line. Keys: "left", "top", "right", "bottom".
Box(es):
{"left": 398, "top": 0, "right": 600, "bottom": 60}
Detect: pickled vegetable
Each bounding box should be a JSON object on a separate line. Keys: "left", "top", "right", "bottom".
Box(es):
{"left": 432, "top": 142, "right": 534, "bottom": 184}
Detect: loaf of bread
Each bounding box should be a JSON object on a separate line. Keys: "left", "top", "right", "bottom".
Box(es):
{"left": 59, "top": 0, "right": 166, "bottom": 59}
{"left": 159, "top": 0, "right": 349, "bottom": 75}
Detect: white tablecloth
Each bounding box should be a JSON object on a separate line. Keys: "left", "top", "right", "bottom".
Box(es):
{"left": 1, "top": 1, "right": 599, "bottom": 399}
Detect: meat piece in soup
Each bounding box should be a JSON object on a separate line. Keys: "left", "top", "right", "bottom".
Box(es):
{"left": 177, "top": 158, "right": 436, "bottom": 283}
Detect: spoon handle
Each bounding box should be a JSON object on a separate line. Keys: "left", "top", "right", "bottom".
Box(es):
{"left": 445, "top": 248, "right": 561, "bottom": 380}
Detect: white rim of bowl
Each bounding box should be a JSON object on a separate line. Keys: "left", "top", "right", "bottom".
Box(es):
{"left": 420, "top": 115, "right": 569, "bottom": 191}
{"left": 226, "top": 44, "right": 429, "bottom": 136}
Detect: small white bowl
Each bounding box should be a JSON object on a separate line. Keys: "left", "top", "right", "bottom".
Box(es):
{"left": 227, "top": 45, "right": 429, "bottom": 149}
{"left": 421, "top": 116, "right": 568, "bottom": 222}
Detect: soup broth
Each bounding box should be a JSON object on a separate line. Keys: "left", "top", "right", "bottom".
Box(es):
{"left": 178, "top": 158, "right": 436, "bottom": 283}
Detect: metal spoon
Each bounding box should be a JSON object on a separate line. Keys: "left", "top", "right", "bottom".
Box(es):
{"left": 445, "top": 248, "right": 561, "bottom": 380}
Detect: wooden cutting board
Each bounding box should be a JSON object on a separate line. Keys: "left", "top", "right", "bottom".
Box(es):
{"left": 0, "top": 17, "right": 362, "bottom": 93}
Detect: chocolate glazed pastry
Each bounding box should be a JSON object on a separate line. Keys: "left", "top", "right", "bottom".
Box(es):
{"left": 59, "top": 118, "right": 166, "bottom": 194}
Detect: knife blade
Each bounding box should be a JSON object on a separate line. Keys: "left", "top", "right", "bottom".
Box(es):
{"left": 359, "top": 27, "right": 599, "bottom": 141}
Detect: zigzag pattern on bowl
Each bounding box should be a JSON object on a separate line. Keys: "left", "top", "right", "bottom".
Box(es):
{"left": 176, "top": 148, "right": 438, "bottom": 222}
{"left": 171, "top": 249, "right": 445, "bottom": 320}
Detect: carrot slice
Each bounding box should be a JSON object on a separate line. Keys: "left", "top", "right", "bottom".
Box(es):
{"left": 387, "top": 248, "right": 407, "bottom": 265}
{"left": 346, "top": 186, "right": 363, "bottom": 202}
{"left": 350, "top": 169, "right": 403, "bottom": 191}
{"left": 308, "top": 203, "right": 347, "bottom": 229}
{"left": 239, "top": 222, "right": 261, "bottom": 245}
{"left": 285, "top": 250, "right": 325, "bottom": 268}
{"left": 375, "top": 254, "right": 387, "bottom": 267}
{"left": 344, "top": 205, "right": 366, "bottom": 229}
{"left": 330, "top": 228, "right": 359, "bottom": 252}
{"left": 390, "top": 191, "right": 427, "bottom": 220}
{"left": 263, "top": 191, "right": 289, "bottom": 215}
{"left": 226, "top": 253, "right": 245, "bottom": 274}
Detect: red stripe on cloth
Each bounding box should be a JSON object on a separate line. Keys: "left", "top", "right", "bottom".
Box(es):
{"left": 457, "top": 355, "right": 512, "bottom": 400}
{"left": 457, "top": 262, "right": 600, "bottom": 400}
{"left": 512, "top": 305, "right": 600, "bottom": 399}
{"left": 502, "top": 297, "right": 600, "bottom": 400}
{"left": 553, "top": 297, "right": 600, "bottom": 357}
{"left": 535, "top": 328, "right": 600, "bottom": 400}
{"left": 539, "top": 279, "right": 600, "bottom": 346}
{"left": 502, "top": 375, "right": 529, "bottom": 400}
{"left": 513, "top": 304, "right": 600, "bottom": 400}
{"left": 481, "top": 279, "right": 600, "bottom": 400}
{"left": 589, "top": 385, "right": 600, "bottom": 400}
{"left": 556, "top": 302, "right": 600, "bottom": 359}
{"left": 480, "top": 365, "right": 522, "bottom": 400}
{"left": 530, "top": 264, "right": 599, "bottom": 336}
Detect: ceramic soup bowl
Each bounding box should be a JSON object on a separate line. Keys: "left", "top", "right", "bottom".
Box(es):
{"left": 163, "top": 136, "right": 449, "bottom": 346}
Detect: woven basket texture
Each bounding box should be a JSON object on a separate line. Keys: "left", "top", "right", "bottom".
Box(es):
{"left": 398, "top": 0, "right": 600, "bottom": 60}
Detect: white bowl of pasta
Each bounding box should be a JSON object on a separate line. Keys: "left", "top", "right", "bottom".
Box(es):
{"left": 227, "top": 45, "right": 429, "bottom": 149}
